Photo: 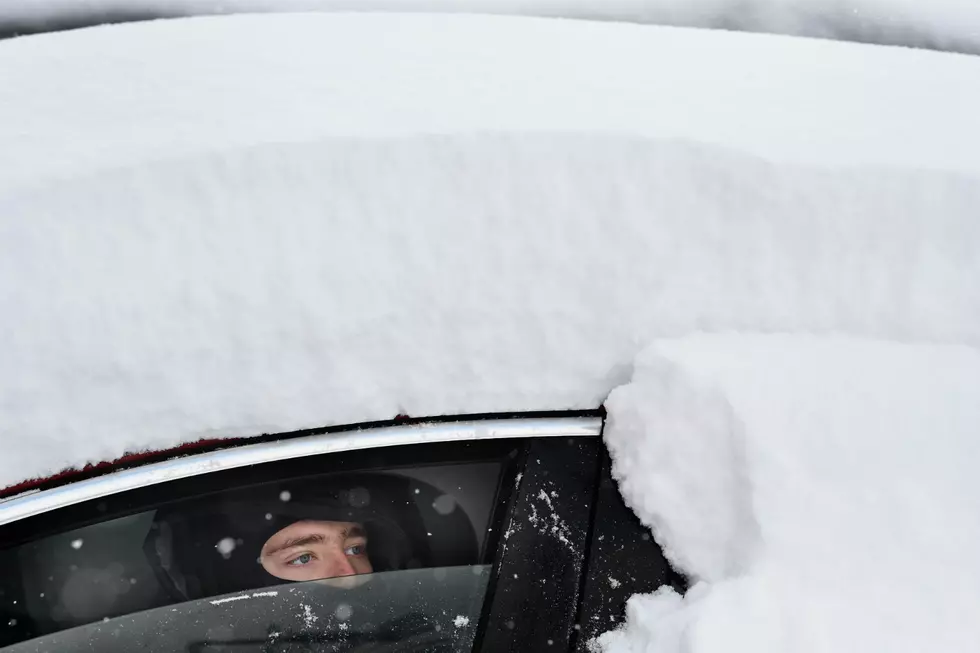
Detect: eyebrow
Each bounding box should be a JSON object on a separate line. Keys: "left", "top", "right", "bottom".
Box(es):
{"left": 265, "top": 533, "right": 324, "bottom": 557}
{"left": 264, "top": 525, "right": 368, "bottom": 557}
{"left": 344, "top": 525, "right": 367, "bottom": 540}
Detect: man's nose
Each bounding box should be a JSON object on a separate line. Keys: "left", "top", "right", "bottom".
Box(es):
{"left": 326, "top": 549, "right": 356, "bottom": 577}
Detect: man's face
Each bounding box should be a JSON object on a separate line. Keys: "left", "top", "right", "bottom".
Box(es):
{"left": 259, "top": 520, "right": 372, "bottom": 582}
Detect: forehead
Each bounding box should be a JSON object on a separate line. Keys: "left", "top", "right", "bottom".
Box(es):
{"left": 267, "top": 519, "right": 362, "bottom": 543}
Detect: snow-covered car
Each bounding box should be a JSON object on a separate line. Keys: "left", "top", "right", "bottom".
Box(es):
{"left": 0, "top": 413, "right": 684, "bottom": 652}
{"left": 2, "top": 3, "right": 980, "bottom": 653}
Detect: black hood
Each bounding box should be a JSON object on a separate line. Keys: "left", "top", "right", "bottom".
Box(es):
{"left": 144, "top": 472, "right": 438, "bottom": 600}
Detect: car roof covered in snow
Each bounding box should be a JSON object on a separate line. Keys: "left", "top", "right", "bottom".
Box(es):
{"left": 3, "top": 14, "right": 980, "bottom": 653}
{"left": 2, "top": 12, "right": 980, "bottom": 193}
{"left": 0, "top": 13, "right": 979, "bottom": 488}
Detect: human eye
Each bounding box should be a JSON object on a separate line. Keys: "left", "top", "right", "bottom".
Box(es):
{"left": 344, "top": 543, "right": 367, "bottom": 556}
{"left": 286, "top": 552, "right": 316, "bottom": 566}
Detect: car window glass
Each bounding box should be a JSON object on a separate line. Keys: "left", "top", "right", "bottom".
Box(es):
{"left": 3, "top": 567, "right": 491, "bottom": 653}
{"left": 1, "top": 450, "right": 513, "bottom": 652}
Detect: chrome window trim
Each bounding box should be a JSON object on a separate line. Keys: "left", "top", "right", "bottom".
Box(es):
{"left": 0, "top": 416, "right": 602, "bottom": 527}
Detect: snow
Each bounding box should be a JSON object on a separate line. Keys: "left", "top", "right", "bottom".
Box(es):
{"left": 209, "top": 594, "right": 251, "bottom": 606}
{"left": 1, "top": 12, "right": 979, "bottom": 651}
{"left": 2, "top": 0, "right": 980, "bottom": 54}
{"left": 3, "top": 13, "right": 980, "bottom": 198}
{"left": 300, "top": 603, "right": 319, "bottom": 628}
{"left": 2, "top": 132, "right": 979, "bottom": 488}
{"left": 599, "top": 334, "right": 980, "bottom": 652}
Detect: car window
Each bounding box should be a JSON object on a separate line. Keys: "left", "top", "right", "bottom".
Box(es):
{"left": 3, "top": 567, "right": 491, "bottom": 653}
{"left": 0, "top": 441, "right": 518, "bottom": 652}
{"left": 574, "top": 449, "right": 686, "bottom": 650}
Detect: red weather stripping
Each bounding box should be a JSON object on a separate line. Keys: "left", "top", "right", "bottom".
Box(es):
{"left": 0, "top": 437, "right": 240, "bottom": 500}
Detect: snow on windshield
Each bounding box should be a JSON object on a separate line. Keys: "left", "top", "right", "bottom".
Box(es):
{"left": 599, "top": 334, "right": 980, "bottom": 651}
{"left": 1, "top": 0, "right": 979, "bottom": 54}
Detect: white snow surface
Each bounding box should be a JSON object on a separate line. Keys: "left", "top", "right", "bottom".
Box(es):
{"left": 0, "top": 15, "right": 978, "bottom": 489}
{"left": 1, "top": 131, "right": 979, "bottom": 488}
{"left": 599, "top": 334, "right": 980, "bottom": 652}
{"left": 3, "top": 0, "right": 980, "bottom": 54}
{"left": 3, "top": 13, "right": 980, "bottom": 197}
{"left": 2, "top": 13, "right": 980, "bottom": 651}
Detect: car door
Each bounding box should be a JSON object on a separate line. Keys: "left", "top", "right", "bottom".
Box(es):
{"left": 0, "top": 412, "right": 680, "bottom": 652}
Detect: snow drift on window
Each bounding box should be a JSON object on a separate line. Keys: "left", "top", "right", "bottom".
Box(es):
{"left": 599, "top": 334, "right": 980, "bottom": 652}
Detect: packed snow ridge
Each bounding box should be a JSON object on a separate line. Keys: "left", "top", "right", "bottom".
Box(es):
{"left": 2, "top": 133, "right": 978, "bottom": 489}
{"left": 598, "top": 335, "right": 980, "bottom": 652}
